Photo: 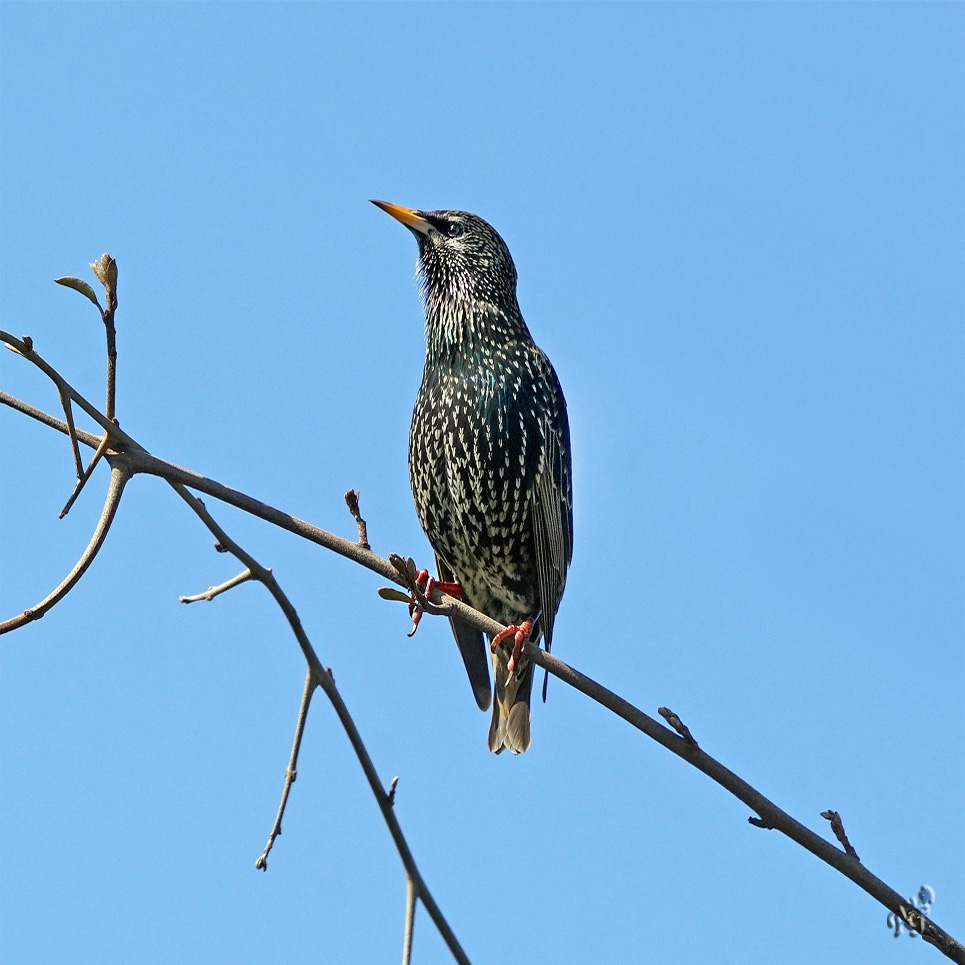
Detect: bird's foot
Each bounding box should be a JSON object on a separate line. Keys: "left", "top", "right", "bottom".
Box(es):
{"left": 407, "top": 569, "right": 464, "bottom": 637}
{"left": 490, "top": 619, "right": 534, "bottom": 675}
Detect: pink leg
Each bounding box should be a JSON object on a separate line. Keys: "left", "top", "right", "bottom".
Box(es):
{"left": 407, "top": 569, "right": 464, "bottom": 637}
{"left": 490, "top": 619, "right": 534, "bottom": 675}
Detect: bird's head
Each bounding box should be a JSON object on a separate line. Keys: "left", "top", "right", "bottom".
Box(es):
{"left": 372, "top": 202, "right": 518, "bottom": 311}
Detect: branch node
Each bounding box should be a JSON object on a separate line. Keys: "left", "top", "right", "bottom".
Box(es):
{"left": 748, "top": 816, "right": 774, "bottom": 830}
{"left": 820, "top": 809, "right": 860, "bottom": 860}
{"left": 388, "top": 776, "right": 400, "bottom": 807}
{"left": 658, "top": 706, "right": 697, "bottom": 745}
{"left": 344, "top": 489, "right": 370, "bottom": 549}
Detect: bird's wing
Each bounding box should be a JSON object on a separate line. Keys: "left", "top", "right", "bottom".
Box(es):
{"left": 435, "top": 551, "right": 492, "bottom": 711}
{"left": 530, "top": 350, "right": 574, "bottom": 655}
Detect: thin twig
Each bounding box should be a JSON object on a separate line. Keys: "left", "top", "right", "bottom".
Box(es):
{"left": 0, "top": 390, "right": 103, "bottom": 447}
{"left": 257, "top": 669, "right": 317, "bottom": 870}
{"left": 179, "top": 569, "right": 253, "bottom": 604}
{"left": 89, "top": 253, "right": 118, "bottom": 422}
{"left": 0, "top": 462, "right": 130, "bottom": 634}
{"left": 1, "top": 332, "right": 140, "bottom": 452}
{"left": 60, "top": 431, "right": 112, "bottom": 518}
{"left": 0, "top": 361, "right": 423, "bottom": 595}
{"left": 57, "top": 386, "right": 84, "bottom": 479}
{"left": 403, "top": 875, "right": 417, "bottom": 965}
{"left": 104, "top": 314, "right": 117, "bottom": 422}
{"left": 169, "top": 484, "right": 471, "bottom": 964}
{"left": 344, "top": 489, "right": 370, "bottom": 549}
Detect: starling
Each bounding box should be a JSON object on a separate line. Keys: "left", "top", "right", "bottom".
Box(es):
{"left": 373, "top": 201, "right": 573, "bottom": 754}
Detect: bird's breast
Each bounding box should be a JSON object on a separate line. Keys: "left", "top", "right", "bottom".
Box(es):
{"left": 409, "top": 347, "right": 548, "bottom": 620}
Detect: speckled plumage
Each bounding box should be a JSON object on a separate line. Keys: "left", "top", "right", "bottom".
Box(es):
{"left": 374, "top": 202, "right": 573, "bottom": 754}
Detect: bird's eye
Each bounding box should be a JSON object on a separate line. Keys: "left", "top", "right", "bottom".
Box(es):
{"left": 447, "top": 222, "right": 464, "bottom": 238}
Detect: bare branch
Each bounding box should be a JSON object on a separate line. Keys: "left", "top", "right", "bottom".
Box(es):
{"left": 0, "top": 364, "right": 451, "bottom": 603}
{"left": 57, "top": 386, "right": 85, "bottom": 479}
{"left": 179, "top": 569, "right": 253, "bottom": 604}
{"left": 60, "top": 431, "right": 112, "bottom": 518}
{"left": 3, "top": 319, "right": 472, "bottom": 963}
{"left": 257, "top": 669, "right": 317, "bottom": 871}
{"left": 89, "top": 253, "right": 119, "bottom": 422}
{"left": 168, "top": 483, "right": 472, "bottom": 964}
{"left": 1, "top": 331, "right": 139, "bottom": 452}
{"left": 4, "top": 321, "right": 962, "bottom": 962}
{"left": 0, "top": 462, "right": 129, "bottom": 634}
{"left": 522, "top": 643, "right": 963, "bottom": 962}
{"left": 403, "top": 875, "right": 417, "bottom": 965}
{"left": 0, "top": 389, "right": 102, "bottom": 448}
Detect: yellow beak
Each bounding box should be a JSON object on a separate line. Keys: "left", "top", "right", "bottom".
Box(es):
{"left": 371, "top": 200, "right": 432, "bottom": 235}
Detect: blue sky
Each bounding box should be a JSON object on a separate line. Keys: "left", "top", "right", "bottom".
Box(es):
{"left": 1, "top": 4, "right": 962, "bottom": 963}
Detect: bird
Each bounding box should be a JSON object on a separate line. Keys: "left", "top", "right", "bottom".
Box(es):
{"left": 373, "top": 201, "right": 573, "bottom": 754}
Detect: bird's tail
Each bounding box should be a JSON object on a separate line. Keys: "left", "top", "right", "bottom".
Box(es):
{"left": 487, "top": 642, "right": 535, "bottom": 755}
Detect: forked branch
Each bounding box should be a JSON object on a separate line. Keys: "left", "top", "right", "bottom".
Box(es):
{"left": 2, "top": 324, "right": 472, "bottom": 963}
{"left": 2, "top": 268, "right": 963, "bottom": 964}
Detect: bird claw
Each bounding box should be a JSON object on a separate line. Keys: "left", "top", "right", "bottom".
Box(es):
{"left": 490, "top": 619, "right": 534, "bottom": 675}
{"left": 407, "top": 569, "right": 464, "bottom": 636}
